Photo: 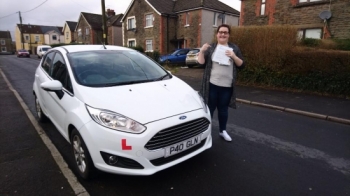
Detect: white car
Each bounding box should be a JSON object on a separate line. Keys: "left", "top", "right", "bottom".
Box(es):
{"left": 33, "top": 45, "right": 212, "bottom": 179}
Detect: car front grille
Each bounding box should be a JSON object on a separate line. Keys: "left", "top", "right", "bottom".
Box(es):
{"left": 145, "top": 117, "right": 210, "bottom": 151}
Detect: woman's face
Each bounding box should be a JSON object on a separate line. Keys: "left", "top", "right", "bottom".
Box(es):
{"left": 216, "top": 27, "right": 230, "bottom": 44}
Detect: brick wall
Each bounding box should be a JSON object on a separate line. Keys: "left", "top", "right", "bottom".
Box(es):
{"left": 240, "top": 0, "right": 350, "bottom": 39}
{"left": 176, "top": 10, "right": 201, "bottom": 49}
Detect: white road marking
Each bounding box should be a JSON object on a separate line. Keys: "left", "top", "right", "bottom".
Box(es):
{"left": 0, "top": 68, "right": 89, "bottom": 196}
{"left": 213, "top": 120, "right": 350, "bottom": 175}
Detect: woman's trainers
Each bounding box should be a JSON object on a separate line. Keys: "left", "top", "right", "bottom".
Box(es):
{"left": 219, "top": 130, "right": 232, "bottom": 142}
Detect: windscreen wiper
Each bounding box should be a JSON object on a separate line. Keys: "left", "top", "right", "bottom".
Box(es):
{"left": 104, "top": 79, "right": 152, "bottom": 87}
{"left": 154, "top": 73, "right": 171, "bottom": 81}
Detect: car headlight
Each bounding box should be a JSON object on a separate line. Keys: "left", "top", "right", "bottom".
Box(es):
{"left": 197, "top": 92, "right": 208, "bottom": 113}
{"left": 86, "top": 105, "right": 146, "bottom": 134}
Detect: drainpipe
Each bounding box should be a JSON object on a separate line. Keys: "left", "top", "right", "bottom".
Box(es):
{"left": 167, "top": 14, "right": 169, "bottom": 53}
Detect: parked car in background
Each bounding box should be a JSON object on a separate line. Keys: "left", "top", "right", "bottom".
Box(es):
{"left": 186, "top": 48, "right": 201, "bottom": 68}
{"left": 159, "top": 48, "right": 190, "bottom": 64}
{"left": 17, "top": 49, "right": 30, "bottom": 58}
{"left": 33, "top": 45, "right": 212, "bottom": 179}
{"left": 37, "top": 45, "right": 52, "bottom": 59}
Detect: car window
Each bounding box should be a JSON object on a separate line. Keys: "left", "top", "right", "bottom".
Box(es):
{"left": 42, "top": 52, "right": 55, "bottom": 74}
{"left": 51, "top": 53, "right": 73, "bottom": 93}
{"left": 42, "top": 47, "right": 50, "bottom": 51}
{"left": 68, "top": 50, "right": 169, "bottom": 87}
{"left": 178, "top": 49, "right": 189, "bottom": 55}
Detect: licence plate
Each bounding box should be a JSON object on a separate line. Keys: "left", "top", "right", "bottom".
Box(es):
{"left": 164, "top": 135, "right": 201, "bottom": 157}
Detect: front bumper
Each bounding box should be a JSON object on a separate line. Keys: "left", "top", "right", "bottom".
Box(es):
{"left": 79, "top": 109, "right": 212, "bottom": 175}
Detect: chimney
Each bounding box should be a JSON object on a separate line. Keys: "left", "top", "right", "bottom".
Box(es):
{"left": 106, "top": 9, "right": 115, "bottom": 17}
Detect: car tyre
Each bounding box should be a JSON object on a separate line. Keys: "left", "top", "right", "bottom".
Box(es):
{"left": 165, "top": 60, "right": 171, "bottom": 64}
{"left": 71, "top": 129, "right": 96, "bottom": 180}
{"left": 35, "top": 96, "right": 48, "bottom": 122}
{"left": 187, "top": 64, "right": 193, "bottom": 68}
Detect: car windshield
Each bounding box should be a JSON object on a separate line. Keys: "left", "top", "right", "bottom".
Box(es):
{"left": 19, "top": 49, "right": 27, "bottom": 52}
{"left": 68, "top": 50, "right": 169, "bottom": 87}
{"left": 188, "top": 49, "right": 200, "bottom": 55}
{"left": 42, "top": 48, "right": 50, "bottom": 51}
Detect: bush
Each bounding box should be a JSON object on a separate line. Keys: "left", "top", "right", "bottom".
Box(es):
{"left": 334, "top": 39, "right": 350, "bottom": 51}
{"left": 129, "top": 45, "right": 144, "bottom": 53}
{"left": 145, "top": 51, "right": 160, "bottom": 62}
{"left": 230, "top": 25, "right": 298, "bottom": 69}
{"left": 299, "top": 38, "right": 321, "bottom": 47}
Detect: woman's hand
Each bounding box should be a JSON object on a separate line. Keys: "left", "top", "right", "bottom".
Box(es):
{"left": 200, "top": 43, "right": 211, "bottom": 53}
{"left": 198, "top": 43, "right": 210, "bottom": 64}
{"left": 225, "top": 50, "right": 236, "bottom": 58}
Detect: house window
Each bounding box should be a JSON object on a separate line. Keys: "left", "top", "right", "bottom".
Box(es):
{"left": 185, "top": 12, "right": 190, "bottom": 26}
{"left": 86, "top": 28, "right": 90, "bottom": 35}
{"left": 52, "top": 35, "right": 57, "bottom": 40}
{"left": 78, "top": 28, "right": 82, "bottom": 37}
{"left": 261, "top": 0, "right": 266, "bottom": 15}
{"left": 1, "top": 47, "right": 6, "bottom": 52}
{"left": 213, "top": 13, "right": 225, "bottom": 26}
{"left": 25, "top": 35, "right": 29, "bottom": 40}
{"left": 145, "top": 14, "right": 153, "bottom": 27}
{"left": 66, "top": 32, "right": 69, "bottom": 39}
{"left": 298, "top": 29, "right": 322, "bottom": 39}
{"left": 127, "top": 17, "right": 136, "bottom": 30}
{"left": 145, "top": 40, "right": 153, "bottom": 51}
{"left": 35, "top": 36, "right": 39, "bottom": 42}
{"left": 128, "top": 39, "right": 136, "bottom": 47}
{"left": 0, "top": 40, "right": 5, "bottom": 45}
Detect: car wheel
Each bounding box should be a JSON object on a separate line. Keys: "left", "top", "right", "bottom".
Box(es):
{"left": 165, "top": 60, "right": 171, "bottom": 64}
{"left": 187, "top": 64, "right": 193, "bottom": 68}
{"left": 71, "top": 129, "right": 96, "bottom": 180}
{"left": 35, "top": 96, "right": 48, "bottom": 122}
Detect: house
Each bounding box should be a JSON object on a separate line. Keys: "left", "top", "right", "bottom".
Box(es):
{"left": 44, "top": 30, "right": 64, "bottom": 44}
{"left": 62, "top": 21, "right": 78, "bottom": 44}
{"left": 15, "top": 24, "right": 63, "bottom": 53}
{"left": 121, "top": 0, "right": 240, "bottom": 54}
{"left": 239, "top": 0, "right": 350, "bottom": 39}
{"left": 106, "top": 9, "right": 124, "bottom": 46}
{"left": 0, "top": 31, "right": 14, "bottom": 54}
{"left": 75, "top": 11, "right": 123, "bottom": 45}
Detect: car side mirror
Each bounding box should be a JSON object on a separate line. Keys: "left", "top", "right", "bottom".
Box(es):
{"left": 41, "top": 80, "right": 64, "bottom": 99}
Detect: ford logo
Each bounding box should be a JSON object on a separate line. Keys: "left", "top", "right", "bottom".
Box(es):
{"left": 179, "top": 116, "right": 187, "bottom": 120}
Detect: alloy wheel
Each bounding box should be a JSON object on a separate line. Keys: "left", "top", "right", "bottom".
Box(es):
{"left": 73, "top": 135, "right": 87, "bottom": 173}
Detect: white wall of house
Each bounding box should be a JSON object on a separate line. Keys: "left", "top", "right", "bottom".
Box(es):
{"left": 44, "top": 31, "right": 64, "bottom": 44}
{"left": 201, "top": 10, "right": 239, "bottom": 46}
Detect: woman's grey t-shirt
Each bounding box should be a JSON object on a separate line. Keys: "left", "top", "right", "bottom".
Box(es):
{"left": 209, "top": 46, "right": 233, "bottom": 87}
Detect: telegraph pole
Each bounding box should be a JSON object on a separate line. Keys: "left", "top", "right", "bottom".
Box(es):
{"left": 18, "top": 11, "right": 24, "bottom": 49}
{"left": 101, "top": 0, "right": 108, "bottom": 45}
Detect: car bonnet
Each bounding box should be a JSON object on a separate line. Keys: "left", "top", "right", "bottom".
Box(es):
{"left": 75, "top": 76, "right": 203, "bottom": 124}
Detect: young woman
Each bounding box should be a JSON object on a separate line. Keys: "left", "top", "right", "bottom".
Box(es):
{"left": 198, "top": 24, "right": 245, "bottom": 142}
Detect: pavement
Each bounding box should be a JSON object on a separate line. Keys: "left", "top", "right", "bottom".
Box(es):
{"left": 0, "top": 66, "right": 349, "bottom": 195}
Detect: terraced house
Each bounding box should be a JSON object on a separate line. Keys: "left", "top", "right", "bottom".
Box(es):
{"left": 15, "top": 24, "right": 63, "bottom": 53}
{"left": 75, "top": 10, "right": 123, "bottom": 45}
{"left": 121, "top": 0, "right": 240, "bottom": 54}
{"left": 240, "top": 0, "right": 350, "bottom": 39}
{"left": 0, "top": 31, "right": 14, "bottom": 54}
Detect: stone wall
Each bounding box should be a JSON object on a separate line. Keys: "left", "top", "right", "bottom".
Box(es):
{"left": 241, "top": 0, "right": 350, "bottom": 39}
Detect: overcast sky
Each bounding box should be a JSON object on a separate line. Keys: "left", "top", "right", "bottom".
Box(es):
{"left": 0, "top": 0, "right": 241, "bottom": 41}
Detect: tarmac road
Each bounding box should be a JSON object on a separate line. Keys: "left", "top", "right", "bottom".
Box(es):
{"left": 0, "top": 54, "right": 349, "bottom": 196}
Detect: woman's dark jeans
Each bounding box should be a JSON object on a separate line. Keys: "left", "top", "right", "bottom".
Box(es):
{"left": 208, "top": 83, "right": 233, "bottom": 133}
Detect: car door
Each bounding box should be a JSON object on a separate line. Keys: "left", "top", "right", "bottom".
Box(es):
{"left": 175, "top": 49, "right": 189, "bottom": 63}
{"left": 35, "top": 51, "right": 55, "bottom": 116}
{"left": 44, "top": 52, "right": 77, "bottom": 138}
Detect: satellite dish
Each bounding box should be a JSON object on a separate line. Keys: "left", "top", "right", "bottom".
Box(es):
{"left": 319, "top": 10, "right": 332, "bottom": 20}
